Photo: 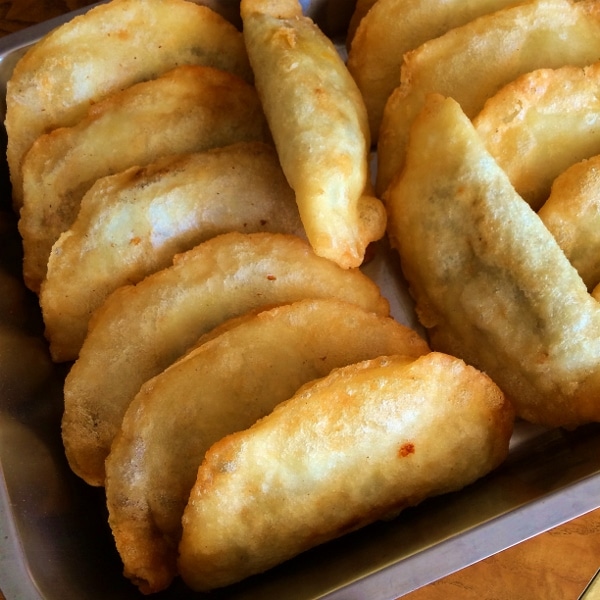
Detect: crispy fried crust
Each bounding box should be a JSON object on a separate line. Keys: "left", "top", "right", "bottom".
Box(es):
{"left": 347, "top": 0, "right": 517, "bottom": 142}
{"left": 39, "top": 142, "right": 303, "bottom": 362}
{"left": 178, "top": 352, "right": 513, "bottom": 591}
{"left": 105, "top": 299, "right": 429, "bottom": 593}
{"left": 241, "top": 0, "right": 386, "bottom": 268}
{"left": 387, "top": 94, "right": 600, "bottom": 428}
{"left": 474, "top": 63, "right": 600, "bottom": 210}
{"left": 539, "top": 155, "right": 600, "bottom": 291}
{"left": 6, "top": 0, "right": 252, "bottom": 208}
{"left": 62, "top": 232, "right": 390, "bottom": 487}
{"left": 19, "top": 65, "right": 270, "bottom": 293}
{"left": 377, "top": 0, "right": 600, "bottom": 197}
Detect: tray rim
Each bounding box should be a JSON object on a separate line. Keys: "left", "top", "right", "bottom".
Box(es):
{"left": 322, "top": 473, "right": 600, "bottom": 599}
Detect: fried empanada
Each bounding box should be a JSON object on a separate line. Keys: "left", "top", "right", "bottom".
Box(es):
{"left": 386, "top": 94, "right": 600, "bottom": 428}
{"left": 178, "top": 352, "right": 513, "bottom": 591}
{"left": 105, "top": 299, "right": 429, "bottom": 593}
{"left": 40, "top": 142, "right": 303, "bottom": 362}
{"left": 62, "top": 232, "right": 390, "bottom": 487}
{"left": 347, "top": 0, "right": 517, "bottom": 142}
{"left": 474, "top": 62, "right": 600, "bottom": 210}
{"left": 241, "top": 0, "right": 386, "bottom": 269}
{"left": 377, "top": 0, "right": 600, "bottom": 196}
{"left": 19, "top": 64, "right": 270, "bottom": 293}
{"left": 346, "top": 0, "right": 378, "bottom": 47}
{"left": 6, "top": 0, "right": 252, "bottom": 208}
{"left": 538, "top": 155, "right": 600, "bottom": 291}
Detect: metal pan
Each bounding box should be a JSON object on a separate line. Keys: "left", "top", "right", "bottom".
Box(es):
{"left": 0, "top": 2, "right": 599, "bottom": 599}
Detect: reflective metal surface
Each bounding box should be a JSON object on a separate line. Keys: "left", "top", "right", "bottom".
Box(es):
{"left": 0, "top": 3, "right": 599, "bottom": 599}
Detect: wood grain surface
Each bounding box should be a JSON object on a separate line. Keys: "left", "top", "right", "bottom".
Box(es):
{"left": 404, "top": 510, "right": 600, "bottom": 600}
{"left": 1, "top": 1, "right": 599, "bottom": 599}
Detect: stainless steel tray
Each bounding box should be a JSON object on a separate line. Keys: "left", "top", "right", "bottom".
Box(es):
{"left": 1, "top": 3, "right": 600, "bottom": 599}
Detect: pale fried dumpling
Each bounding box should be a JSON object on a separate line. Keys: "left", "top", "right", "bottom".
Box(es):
{"left": 241, "top": 0, "right": 386, "bottom": 269}
{"left": 62, "top": 232, "right": 390, "bottom": 487}
{"left": 40, "top": 142, "right": 304, "bottom": 362}
{"left": 346, "top": 0, "right": 378, "bottom": 47}
{"left": 538, "top": 155, "right": 600, "bottom": 291}
{"left": 178, "top": 352, "right": 513, "bottom": 591}
{"left": 19, "top": 65, "right": 270, "bottom": 293}
{"left": 474, "top": 62, "right": 600, "bottom": 210}
{"left": 377, "top": 0, "right": 600, "bottom": 196}
{"left": 347, "top": 0, "right": 517, "bottom": 142}
{"left": 6, "top": 0, "right": 252, "bottom": 208}
{"left": 105, "top": 299, "right": 429, "bottom": 593}
{"left": 386, "top": 94, "right": 600, "bottom": 428}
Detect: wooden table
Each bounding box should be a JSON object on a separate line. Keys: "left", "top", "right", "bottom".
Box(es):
{"left": 1, "top": 1, "right": 599, "bottom": 599}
